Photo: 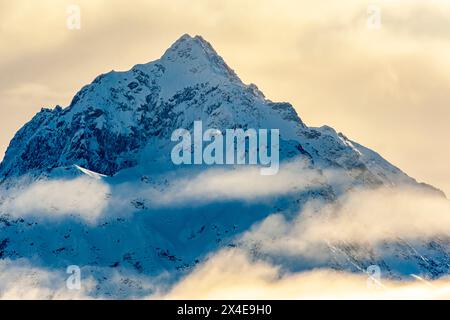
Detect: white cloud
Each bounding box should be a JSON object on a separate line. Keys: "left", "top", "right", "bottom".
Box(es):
{"left": 0, "top": 160, "right": 324, "bottom": 222}
{"left": 1, "top": 177, "right": 110, "bottom": 223}
{"left": 0, "top": 259, "right": 94, "bottom": 299}
{"left": 241, "top": 186, "right": 450, "bottom": 258}
{"left": 159, "top": 248, "right": 450, "bottom": 300}
{"left": 3, "top": 249, "right": 450, "bottom": 300}
{"left": 145, "top": 160, "right": 324, "bottom": 205}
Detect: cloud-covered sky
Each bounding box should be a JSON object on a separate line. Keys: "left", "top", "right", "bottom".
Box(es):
{"left": 0, "top": 0, "right": 449, "bottom": 195}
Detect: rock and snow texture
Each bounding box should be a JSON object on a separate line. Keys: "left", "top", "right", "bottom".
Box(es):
{"left": 0, "top": 34, "right": 448, "bottom": 298}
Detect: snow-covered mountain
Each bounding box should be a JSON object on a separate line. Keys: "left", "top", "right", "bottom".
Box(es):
{"left": 0, "top": 34, "right": 422, "bottom": 185}
{"left": 0, "top": 34, "right": 447, "bottom": 298}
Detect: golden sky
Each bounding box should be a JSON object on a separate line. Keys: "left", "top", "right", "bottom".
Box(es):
{"left": 0, "top": 0, "right": 449, "bottom": 195}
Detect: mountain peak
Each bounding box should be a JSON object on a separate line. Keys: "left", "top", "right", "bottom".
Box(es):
{"left": 0, "top": 34, "right": 418, "bottom": 191}
{"left": 164, "top": 33, "right": 213, "bottom": 55}
{"left": 172, "top": 33, "right": 205, "bottom": 45}
{"left": 160, "top": 34, "right": 239, "bottom": 81}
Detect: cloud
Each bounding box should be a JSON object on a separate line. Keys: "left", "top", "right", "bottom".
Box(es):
{"left": 240, "top": 186, "right": 450, "bottom": 258}
{"left": 153, "top": 181, "right": 450, "bottom": 300}
{"left": 141, "top": 160, "right": 325, "bottom": 206}
{"left": 3, "top": 249, "right": 450, "bottom": 300}
{"left": 0, "top": 159, "right": 322, "bottom": 222}
{"left": 0, "top": 259, "right": 95, "bottom": 299}
{"left": 0, "top": 160, "right": 448, "bottom": 299}
{"left": 0, "top": 257, "right": 170, "bottom": 299}
{"left": 0, "top": 176, "right": 110, "bottom": 223}
{"left": 159, "top": 248, "right": 450, "bottom": 300}
{"left": 1, "top": 176, "right": 449, "bottom": 300}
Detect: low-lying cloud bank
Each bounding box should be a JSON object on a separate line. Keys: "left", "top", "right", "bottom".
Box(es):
{"left": 0, "top": 160, "right": 326, "bottom": 222}
{"left": 0, "top": 162, "right": 449, "bottom": 299}
{"left": 0, "top": 259, "right": 94, "bottom": 299}
{"left": 0, "top": 161, "right": 448, "bottom": 242}
{"left": 158, "top": 249, "right": 450, "bottom": 300}
{"left": 2, "top": 251, "right": 450, "bottom": 300}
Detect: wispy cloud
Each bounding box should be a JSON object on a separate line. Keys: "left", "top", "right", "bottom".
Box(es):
{"left": 159, "top": 248, "right": 450, "bottom": 300}
{"left": 3, "top": 249, "right": 450, "bottom": 300}
{"left": 0, "top": 259, "right": 95, "bottom": 299}
{"left": 140, "top": 160, "right": 325, "bottom": 205}
{"left": 1, "top": 176, "right": 110, "bottom": 223}
{"left": 241, "top": 186, "right": 450, "bottom": 259}
{"left": 0, "top": 160, "right": 322, "bottom": 222}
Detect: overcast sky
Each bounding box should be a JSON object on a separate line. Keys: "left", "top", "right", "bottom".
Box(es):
{"left": 0, "top": 0, "right": 449, "bottom": 195}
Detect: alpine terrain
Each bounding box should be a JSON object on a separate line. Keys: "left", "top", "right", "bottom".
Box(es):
{"left": 0, "top": 34, "right": 448, "bottom": 298}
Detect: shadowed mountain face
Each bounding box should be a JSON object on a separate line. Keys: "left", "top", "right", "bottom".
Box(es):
{"left": 0, "top": 35, "right": 447, "bottom": 298}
